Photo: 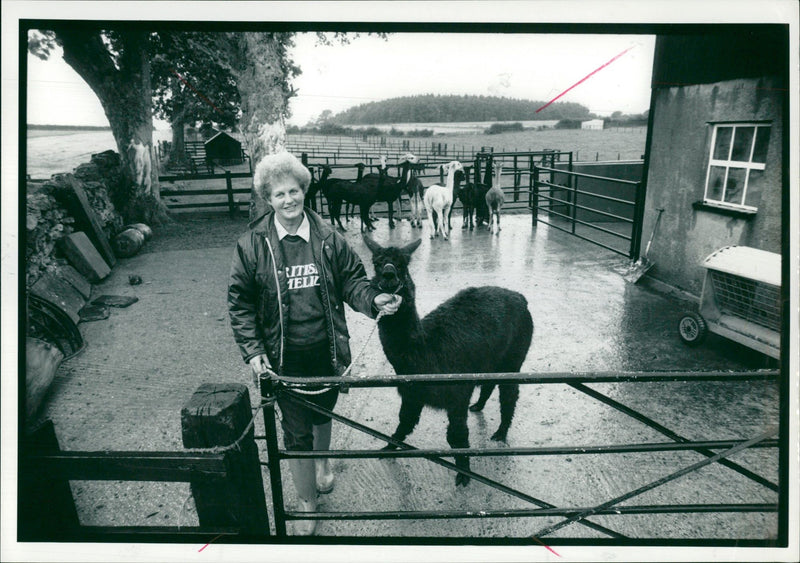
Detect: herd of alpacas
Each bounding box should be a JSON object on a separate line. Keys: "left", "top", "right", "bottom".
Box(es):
{"left": 303, "top": 154, "right": 533, "bottom": 488}
{"left": 306, "top": 153, "right": 506, "bottom": 239}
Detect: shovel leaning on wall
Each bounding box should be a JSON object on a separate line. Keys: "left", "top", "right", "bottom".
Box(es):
{"left": 625, "top": 208, "right": 664, "bottom": 283}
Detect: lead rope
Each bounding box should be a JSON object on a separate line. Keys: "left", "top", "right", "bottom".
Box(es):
{"left": 278, "top": 286, "right": 401, "bottom": 394}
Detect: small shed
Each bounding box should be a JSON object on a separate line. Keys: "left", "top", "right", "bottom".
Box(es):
{"left": 204, "top": 132, "right": 244, "bottom": 164}
{"left": 581, "top": 119, "right": 604, "bottom": 130}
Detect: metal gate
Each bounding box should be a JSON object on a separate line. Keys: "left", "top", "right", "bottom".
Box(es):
{"left": 256, "top": 369, "right": 780, "bottom": 541}
{"left": 530, "top": 164, "right": 645, "bottom": 259}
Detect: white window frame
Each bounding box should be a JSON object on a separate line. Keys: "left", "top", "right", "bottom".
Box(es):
{"left": 703, "top": 122, "right": 770, "bottom": 212}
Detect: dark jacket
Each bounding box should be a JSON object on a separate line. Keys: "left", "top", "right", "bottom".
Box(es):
{"left": 228, "top": 207, "right": 380, "bottom": 375}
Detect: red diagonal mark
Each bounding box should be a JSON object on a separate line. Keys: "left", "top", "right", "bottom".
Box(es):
{"left": 198, "top": 533, "right": 224, "bottom": 552}
{"left": 170, "top": 68, "right": 224, "bottom": 115}
{"left": 532, "top": 535, "right": 562, "bottom": 557}
{"left": 535, "top": 46, "right": 634, "bottom": 113}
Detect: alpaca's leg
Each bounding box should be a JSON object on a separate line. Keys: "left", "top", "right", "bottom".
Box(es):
{"left": 469, "top": 384, "right": 494, "bottom": 412}
{"left": 388, "top": 200, "right": 395, "bottom": 229}
{"left": 446, "top": 409, "right": 471, "bottom": 486}
{"left": 333, "top": 202, "right": 346, "bottom": 231}
{"left": 360, "top": 205, "right": 375, "bottom": 232}
{"left": 462, "top": 205, "right": 468, "bottom": 229}
{"left": 429, "top": 208, "right": 438, "bottom": 239}
{"left": 382, "top": 398, "right": 424, "bottom": 450}
{"left": 492, "top": 383, "right": 520, "bottom": 442}
{"left": 442, "top": 205, "right": 451, "bottom": 239}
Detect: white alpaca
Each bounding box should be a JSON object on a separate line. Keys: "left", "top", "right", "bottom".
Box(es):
{"left": 423, "top": 161, "right": 463, "bottom": 240}
{"left": 485, "top": 163, "right": 505, "bottom": 234}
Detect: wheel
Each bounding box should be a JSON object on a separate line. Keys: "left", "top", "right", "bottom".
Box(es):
{"left": 678, "top": 312, "right": 708, "bottom": 346}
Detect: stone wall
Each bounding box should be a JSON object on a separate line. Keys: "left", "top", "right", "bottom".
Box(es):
{"left": 26, "top": 150, "right": 125, "bottom": 288}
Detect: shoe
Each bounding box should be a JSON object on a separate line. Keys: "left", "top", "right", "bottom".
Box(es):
{"left": 316, "top": 459, "right": 335, "bottom": 494}
{"left": 294, "top": 498, "right": 318, "bottom": 536}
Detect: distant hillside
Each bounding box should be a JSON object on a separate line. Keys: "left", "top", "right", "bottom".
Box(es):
{"left": 332, "top": 94, "right": 594, "bottom": 125}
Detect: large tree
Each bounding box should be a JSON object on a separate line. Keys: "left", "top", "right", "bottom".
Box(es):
{"left": 201, "top": 32, "right": 300, "bottom": 219}
{"left": 29, "top": 28, "right": 170, "bottom": 224}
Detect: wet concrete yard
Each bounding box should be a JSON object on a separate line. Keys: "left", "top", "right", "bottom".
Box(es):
{"left": 38, "top": 213, "right": 781, "bottom": 541}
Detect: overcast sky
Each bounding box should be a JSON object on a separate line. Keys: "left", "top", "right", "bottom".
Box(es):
{"left": 26, "top": 32, "right": 655, "bottom": 129}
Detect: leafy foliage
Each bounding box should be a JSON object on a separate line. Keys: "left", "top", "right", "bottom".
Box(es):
{"left": 151, "top": 32, "right": 241, "bottom": 131}
{"left": 332, "top": 94, "right": 594, "bottom": 124}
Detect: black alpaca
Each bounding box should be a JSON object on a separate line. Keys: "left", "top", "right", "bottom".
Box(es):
{"left": 363, "top": 236, "right": 534, "bottom": 486}
{"left": 470, "top": 158, "right": 493, "bottom": 228}
{"left": 454, "top": 165, "right": 478, "bottom": 230}
{"left": 304, "top": 166, "right": 321, "bottom": 212}
{"left": 320, "top": 164, "right": 373, "bottom": 232}
{"left": 349, "top": 155, "right": 419, "bottom": 230}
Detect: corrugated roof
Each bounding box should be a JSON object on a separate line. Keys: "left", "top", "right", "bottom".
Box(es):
{"left": 702, "top": 246, "right": 781, "bottom": 287}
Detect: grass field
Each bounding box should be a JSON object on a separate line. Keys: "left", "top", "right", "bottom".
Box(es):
{"left": 25, "top": 125, "right": 646, "bottom": 180}
{"left": 371, "top": 126, "right": 647, "bottom": 162}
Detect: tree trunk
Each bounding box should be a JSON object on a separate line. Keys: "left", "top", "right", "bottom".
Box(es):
{"left": 57, "top": 30, "right": 170, "bottom": 225}
{"left": 228, "top": 33, "right": 290, "bottom": 220}
{"left": 168, "top": 77, "right": 189, "bottom": 169}
{"left": 169, "top": 115, "right": 188, "bottom": 167}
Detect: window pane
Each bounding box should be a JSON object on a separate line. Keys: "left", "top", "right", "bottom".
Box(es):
{"left": 744, "top": 168, "right": 765, "bottom": 208}
{"left": 713, "top": 127, "right": 733, "bottom": 160}
{"left": 752, "top": 127, "right": 771, "bottom": 163}
{"left": 724, "top": 168, "right": 746, "bottom": 205}
{"left": 707, "top": 166, "right": 726, "bottom": 201}
{"left": 731, "top": 126, "right": 755, "bottom": 161}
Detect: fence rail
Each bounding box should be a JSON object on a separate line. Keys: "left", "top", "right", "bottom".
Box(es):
{"left": 19, "top": 384, "right": 269, "bottom": 542}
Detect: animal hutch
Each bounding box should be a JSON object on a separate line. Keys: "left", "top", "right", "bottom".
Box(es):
{"left": 204, "top": 131, "right": 245, "bottom": 166}
{"left": 678, "top": 246, "right": 781, "bottom": 359}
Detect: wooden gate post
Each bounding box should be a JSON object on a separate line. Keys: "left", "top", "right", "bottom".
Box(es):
{"left": 181, "top": 383, "right": 269, "bottom": 535}
{"left": 19, "top": 419, "right": 80, "bottom": 540}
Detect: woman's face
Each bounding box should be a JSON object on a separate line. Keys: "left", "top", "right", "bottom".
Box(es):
{"left": 268, "top": 176, "right": 305, "bottom": 224}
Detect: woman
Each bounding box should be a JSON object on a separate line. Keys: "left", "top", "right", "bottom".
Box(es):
{"left": 228, "top": 151, "right": 401, "bottom": 536}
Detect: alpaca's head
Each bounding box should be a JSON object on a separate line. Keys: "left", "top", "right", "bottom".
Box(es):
{"left": 398, "top": 153, "right": 419, "bottom": 165}
{"left": 441, "top": 161, "right": 463, "bottom": 176}
{"left": 363, "top": 235, "right": 421, "bottom": 297}
{"left": 494, "top": 163, "right": 503, "bottom": 186}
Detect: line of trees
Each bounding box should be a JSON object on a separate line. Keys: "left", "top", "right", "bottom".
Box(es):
{"left": 331, "top": 94, "right": 595, "bottom": 125}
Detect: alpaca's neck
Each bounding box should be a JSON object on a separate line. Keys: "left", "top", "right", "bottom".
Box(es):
{"left": 378, "top": 291, "right": 425, "bottom": 371}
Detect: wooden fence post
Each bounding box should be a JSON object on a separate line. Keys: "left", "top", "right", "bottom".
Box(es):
{"left": 225, "top": 171, "right": 235, "bottom": 217}
{"left": 181, "top": 383, "right": 269, "bottom": 535}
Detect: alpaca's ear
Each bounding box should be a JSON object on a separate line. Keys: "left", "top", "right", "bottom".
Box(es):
{"left": 400, "top": 238, "right": 422, "bottom": 257}
{"left": 362, "top": 234, "right": 383, "bottom": 254}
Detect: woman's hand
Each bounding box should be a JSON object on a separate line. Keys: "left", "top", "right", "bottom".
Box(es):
{"left": 374, "top": 293, "right": 402, "bottom": 315}
{"left": 248, "top": 354, "right": 277, "bottom": 387}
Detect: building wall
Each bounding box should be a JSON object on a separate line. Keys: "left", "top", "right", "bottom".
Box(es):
{"left": 581, "top": 119, "right": 604, "bottom": 130}
{"left": 642, "top": 76, "right": 784, "bottom": 297}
